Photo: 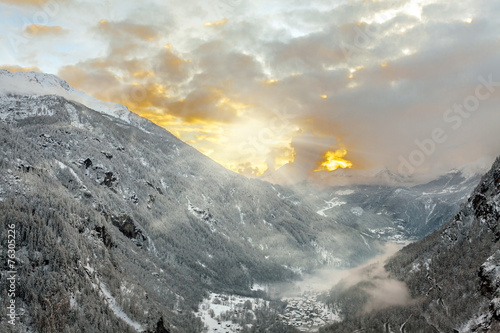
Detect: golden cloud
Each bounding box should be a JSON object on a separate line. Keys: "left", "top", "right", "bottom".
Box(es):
{"left": 195, "top": 134, "right": 226, "bottom": 144}
{"left": 204, "top": 18, "right": 228, "bottom": 27}
{"left": 24, "top": 24, "right": 65, "bottom": 36}
{"left": 314, "top": 148, "right": 353, "bottom": 172}
{"left": 154, "top": 48, "right": 191, "bottom": 81}
{"left": 263, "top": 79, "right": 279, "bottom": 85}
{"left": 52, "top": 21, "right": 313, "bottom": 179}
{"left": 232, "top": 161, "right": 264, "bottom": 177}
{"left": 166, "top": 87, "right": 240, "bottom": 124}
{"left": 0, "top": 0, "right": 48, "bottom": 5}
{"left": 59, "top": 63, "right": 173, "bottom": 113}
{"left": 1, "top": 65, "right": 41, "bottom": 73}
{"left": 58, "top": 53, "right": 226, "bottom": 128}
{"left": 97, "top": 20, "right": 158, "bottom": 42}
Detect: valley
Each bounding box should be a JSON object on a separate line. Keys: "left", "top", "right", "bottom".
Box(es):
{"left": 0, "top": 70, "right": 494, "bottom": 333}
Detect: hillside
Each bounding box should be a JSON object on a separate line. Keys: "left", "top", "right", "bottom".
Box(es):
{"left": 0, "top": 70, "right": 377, "bottom": 332}
{"left": 321, "top": 157, "right": 500, "bottom": 332}
{"left": 296, "top": 169, "right": 481, "bottom": 244}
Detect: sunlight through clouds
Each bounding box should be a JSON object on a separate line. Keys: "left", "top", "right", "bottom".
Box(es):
{"left": 1, "top": 0, "right": 499, "bottom": 182}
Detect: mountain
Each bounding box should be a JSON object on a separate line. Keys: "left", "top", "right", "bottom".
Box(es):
{"left": 296, "top": 169, "right": 482, "bottom": 243}
{"left": 0, "top": 69, "right": 132, "bottom": 122}
{"left": 321, "top": 157, "right": 500, "bottom": 332}
{"left": 0, "top": 70, "right": 380, "bottom": 332}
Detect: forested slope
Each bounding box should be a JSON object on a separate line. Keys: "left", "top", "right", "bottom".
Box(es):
{"left": 321, "top": 157, "right": 500, "bottom": 332}
{"left": 0, "top": 70, "right": 377, "bottom": 332}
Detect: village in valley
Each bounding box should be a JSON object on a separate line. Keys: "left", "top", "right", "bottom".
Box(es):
{"left": 196, "top": 292, "right": 268, "bottom": 332}
{"left": 280, "top": 291, "right": 341, "bottom": 331}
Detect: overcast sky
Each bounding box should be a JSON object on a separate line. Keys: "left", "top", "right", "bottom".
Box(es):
{"left": 1, "top": 0, "right": 499, "bottom": 182}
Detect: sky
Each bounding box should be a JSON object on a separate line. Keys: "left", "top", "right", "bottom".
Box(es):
{"left": 1, "top": 0, "right": 499, "bottom": 183}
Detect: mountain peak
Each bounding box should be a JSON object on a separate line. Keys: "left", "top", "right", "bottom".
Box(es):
{"left": 0, "top": 69, "right": 133, "bottom": 123}
{"left": 0, "top": 69, "right": 72, "bottom": 91}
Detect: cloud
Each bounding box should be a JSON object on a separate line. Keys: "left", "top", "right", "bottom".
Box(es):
{"left": 166, "top": 86, "right": 239, "bottom": 123}
{"left": 290, "top": 132, "right": 339, "bottom": 173}
{"left": 5, "top": 0, "right": 499, "bottom": 182}
{"left": 97, "top": 20, "right": 159, "bottom": 42}
{"left": 254, "top": 0, "right": 500, "bottom": 182}
{"left": 362, "top": 278, "right": 413, "bottom": 313}
{"left": 204, "top": 18, "right": 228, "bottom": 27}
{"left": 0, "top": 65, "right": 41, "bottom": 73}
{"left": 0, "top": 0, "right": 48, "bottom": 5}
{"left": 234, "top": 161, "right": 261, "bottom": 177}
{"left": 24, "top": 24, "right": 65, "bottom": 36}
{"left": 154, "top": 47, "right": 191, "bottom": 82}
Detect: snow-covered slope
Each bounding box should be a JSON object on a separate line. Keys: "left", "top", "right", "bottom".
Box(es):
{"left": 323, "top": 157, "right": 500, "bottom": 332}
{"left": 392, "top": 157, "right": 500, "bottom": 332}
{"left": 295, "top": 169, "right": 481, "bottom": 243}
{"left": 0, "top": 70, "right": 381, "bottom": 332}
{"left": 0, "top": 69, "right": 132, "bottom": 123}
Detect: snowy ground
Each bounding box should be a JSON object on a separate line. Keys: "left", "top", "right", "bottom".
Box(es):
{"left": 196, "top": 293, "right": 269, "bottom": 332}
{"left": 83, "top": 260, "right": 144, "bottom": 332}
{"left": 316, "top": 198, "right": 346, "bottom": 217}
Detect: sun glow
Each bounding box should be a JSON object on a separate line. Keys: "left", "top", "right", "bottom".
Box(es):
{"left": 204, "top": 18, "right": 228, "bottom": 27}
{"left": 264, "top": 79, "right": 279, "bottom": 85}
{"left": 314, "top": 149, "right": 353, "bottom": 172}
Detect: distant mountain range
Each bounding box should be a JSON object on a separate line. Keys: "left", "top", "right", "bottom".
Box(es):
{"left": 296, "top": 168, "right": 482, "bottom": 242}
{"left": 262, "top": 157, "right": 488, "bottom": 188}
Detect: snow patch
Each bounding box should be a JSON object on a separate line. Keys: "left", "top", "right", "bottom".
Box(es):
{"left": 99, "top": 282, "right": 144, "bottom": 332}
{"left": 65, "top": 103, "right": 84, "bottom": 128}
{"left": 316, "top": 197, "right": 346, "bottom": 217}
{"left": 139, "top": 157, "right": 149, "bottom": 167}
{"left": 250, "top": 283, "right": 268, "bottom": 292}
{"left": 236, "top": 205, "right": 245, "bottom": 224}
{"left": 69, "top": 293, "right": 77, "bottom": 308}
{"left": 351, "top": 207, "right": 364, "bottom": 216}
{"left": 360, "top": 234, "right": 370, "bottom": 249}
{"left": 56, "top": 160, "right": 83, "bottom": 185}
{"left": 196, "top": 293, "right": 269, "bottom": 332}
{"left": 187, "top": 201, "right": 217, "bottom": 232}
{"left": 335, "top": 189, "right": 354, "bottom": 195}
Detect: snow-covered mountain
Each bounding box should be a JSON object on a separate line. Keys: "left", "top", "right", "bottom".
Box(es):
{"left": 0, "top": 69, "right": 134, "bottom": 123}
{"left": 322, "top": 157, "right": 500, "bottom": 332}
{"left": 0, "top": 70, "right": 381, "bottom": 332}
{"left": 0, "top": 69, "right": 490, "bottom": 332}
{"left": 297, "top": 169, "right": 482, "bottom": 242}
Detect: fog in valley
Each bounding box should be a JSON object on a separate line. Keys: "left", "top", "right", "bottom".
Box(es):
{"left": 277, "top": 242, "right": 415, "bottom": 313}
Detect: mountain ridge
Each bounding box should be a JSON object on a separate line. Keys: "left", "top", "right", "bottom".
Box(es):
{"left": 0, "top": 69, "right": 491, "bottom": 332}
{"left": 0, "top": 69, "right": 133, "bottom": 123}
{"left": 321, "top": 156, "right": 500, "bottom": 332}
{"left": 0, "top": 69, "right": 380, "bottom": 332}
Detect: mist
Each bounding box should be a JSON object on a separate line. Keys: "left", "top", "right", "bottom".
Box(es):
{"left": 279, "top": 242, "right": 415, "bottom": 314}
